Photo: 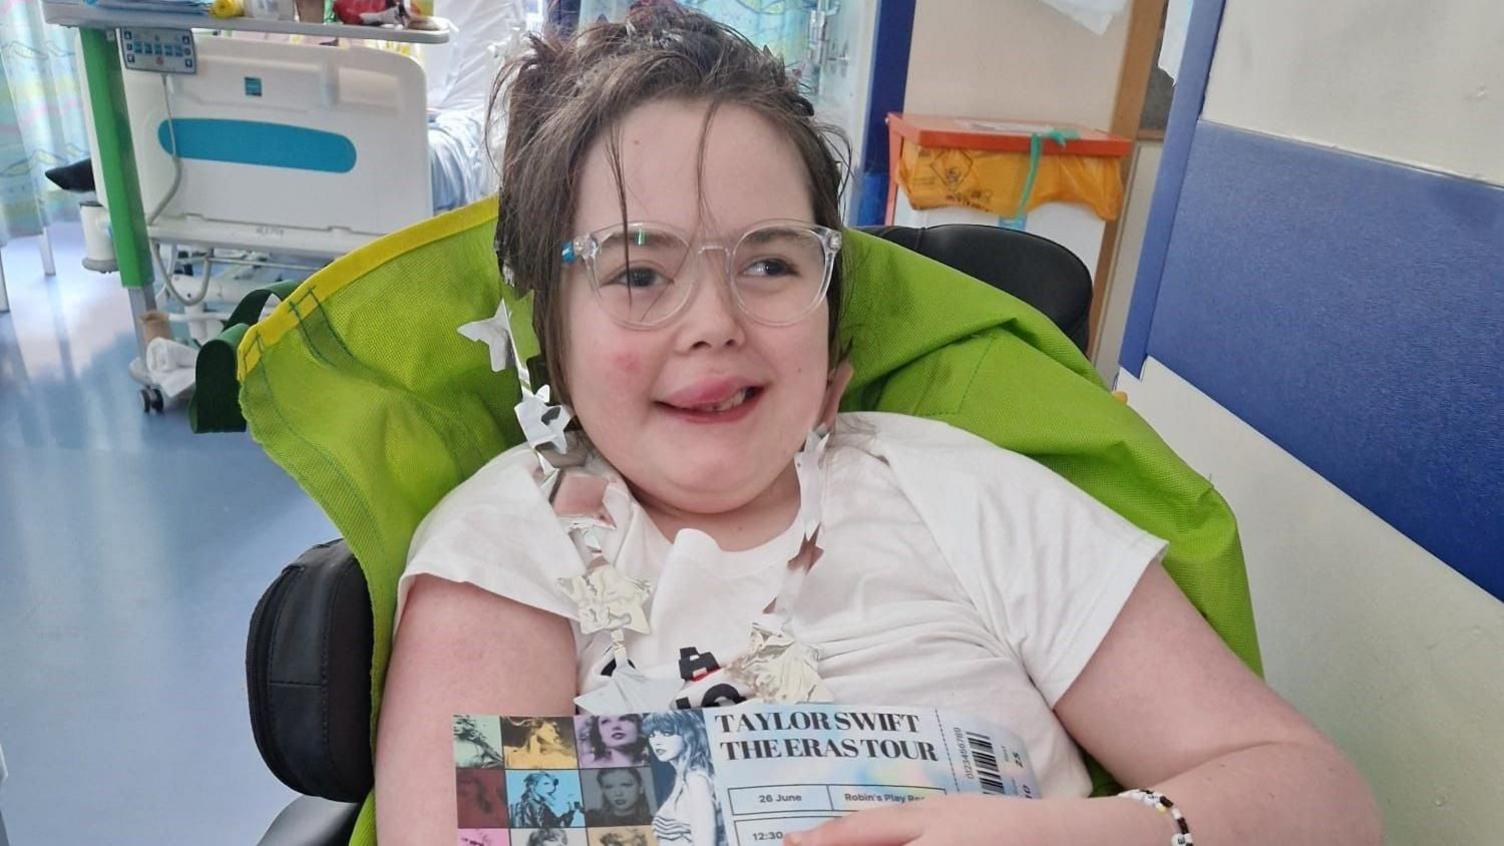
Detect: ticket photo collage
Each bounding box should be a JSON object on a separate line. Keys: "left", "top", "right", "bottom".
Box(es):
{"left": 454, "top": 712, "right": 696, "bottom": 846}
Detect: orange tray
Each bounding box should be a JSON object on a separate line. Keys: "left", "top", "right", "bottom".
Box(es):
{"left": 887, "top": 113, "right": 1132, "bottom": 158}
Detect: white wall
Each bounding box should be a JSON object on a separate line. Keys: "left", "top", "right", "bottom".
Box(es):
{"left": 1202, "top": 0, "right": 1504, "bottom": 185}
{"left": 905, "top": 0, "right": 1130, "bottom": 128}
{"left": 1120, "top": 360, "right": 1504, "bottom": 845}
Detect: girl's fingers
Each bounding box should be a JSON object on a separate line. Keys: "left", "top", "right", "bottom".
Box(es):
{"left": 903, "top": 836, "right": 957, "bottom": 846}
{"left": 785, "top": 807, "right": 919, "bottom": 846}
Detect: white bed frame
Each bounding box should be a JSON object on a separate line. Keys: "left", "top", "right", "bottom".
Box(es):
{"left": 123, "top": 34, "right": 432, "bottom": 260}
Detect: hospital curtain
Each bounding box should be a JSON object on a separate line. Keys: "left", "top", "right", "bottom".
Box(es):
{"left": 576, "top": 0, "right": 808, "bottom": 65}
{"left": 0, "top": 1, "right": 89, "bottom": 242}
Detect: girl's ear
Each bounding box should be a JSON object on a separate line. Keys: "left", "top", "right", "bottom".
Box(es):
{"left": 818, "top": 360, "right": 854, "bottom": 430}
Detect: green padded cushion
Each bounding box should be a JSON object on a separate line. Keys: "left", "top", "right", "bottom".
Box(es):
{"left": 190, "top": 280, "right": 301, "bottom": 433}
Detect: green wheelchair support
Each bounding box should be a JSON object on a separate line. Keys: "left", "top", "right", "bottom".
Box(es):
{"left": 240, "top": 200, "right": 1259, "bottom": 844}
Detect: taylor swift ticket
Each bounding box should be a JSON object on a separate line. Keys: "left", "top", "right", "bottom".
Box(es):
{"left": 453, "top": 703, "right": 1037, "bottom": 846}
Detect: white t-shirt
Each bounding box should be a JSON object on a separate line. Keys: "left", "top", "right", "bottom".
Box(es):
{"left": 398, "top": 412, "right": 1166, "bottom": 796}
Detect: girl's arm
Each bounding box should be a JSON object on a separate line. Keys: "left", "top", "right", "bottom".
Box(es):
{"left": 1049, "top": 562, "right": 1381, "bottom": 844}
{"left": 375, "top": 574, "right": 577, "bottom": 844}
{"left": 685, "top": 771, "right": 720, "bottom": 846}
{"left": 791, "top": 563, "right": 1382, "bottom": 846}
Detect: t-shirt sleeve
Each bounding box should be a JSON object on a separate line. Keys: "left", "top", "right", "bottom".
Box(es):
{"left": 869, "top": 413, "right": 1167, "bottom": 707}
{"left": 394, "top": 444, "right": 584, "bottom": 633}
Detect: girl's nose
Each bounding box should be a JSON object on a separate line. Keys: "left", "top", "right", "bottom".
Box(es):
{"left": 676, "top": 250, "right": 746, "bottom": 350}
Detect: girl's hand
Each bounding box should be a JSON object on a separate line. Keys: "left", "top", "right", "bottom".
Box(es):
{"left": 785, "top": 796, "right": 1064, "bottom": 846}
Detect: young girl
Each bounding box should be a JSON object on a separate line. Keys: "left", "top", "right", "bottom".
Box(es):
{"left": 509, "top": 772, "right": 582, "bottom": 829}
{"left": 501, "top": 717, "right": 578, "bottom": 769}
{"left": 596, "top": 832, "right": 650, "bottom": 846}
{"left": 643, "top": 711, "right": 721, "bottom": 846}
{"left": 526, "top": 830, "right": 570, "bottom": 846}
{"left": 375, "top": 6, "right": 1380, "bottom": 845}
{"left": 584, "top": 767, "right": 654, "bottom": 827}
{"left": 578, "top": 714, "right": 649, "bottom": 768}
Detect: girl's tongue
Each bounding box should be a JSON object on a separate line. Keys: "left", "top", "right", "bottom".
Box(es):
{"left": 660, "top": 377, "right": 759, "bottom": 409}
{"left": 658, "top": 380, "right": 764, "bottom": 421}
{"left": 685, "top": 388, "right": 750, "bottom": 412}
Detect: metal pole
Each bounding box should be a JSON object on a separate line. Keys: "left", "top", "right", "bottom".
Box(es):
{"left": 38, "top": 226, "right": 57, "bottom": 276}
{"left": 78, "top": 27, "right": 157, "bottom": 359}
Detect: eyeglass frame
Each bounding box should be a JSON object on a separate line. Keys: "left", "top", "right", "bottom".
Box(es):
{"left": 559, "top": 218, "right": 843, "bottom": 329}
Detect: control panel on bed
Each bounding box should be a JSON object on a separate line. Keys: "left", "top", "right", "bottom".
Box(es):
{"left": 120, "top": 28, "right": 197, "bottom": 74}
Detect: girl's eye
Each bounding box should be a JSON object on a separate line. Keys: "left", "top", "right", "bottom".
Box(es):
{"left": 605, "top": 265, "right": 670, "bottom": 289}
{"left": 742, "top": 257, "right": 797, "bottom": 277}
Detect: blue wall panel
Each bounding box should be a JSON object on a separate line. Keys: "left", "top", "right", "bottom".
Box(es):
{"left": 1119, "top": 0, "right": 1227, "bottom": 376}
{"left": 1146, "top": 122, "right": 1504, "bottom": 599}
{"left": 855, "top": 0, "right": 916, "bottom": 226}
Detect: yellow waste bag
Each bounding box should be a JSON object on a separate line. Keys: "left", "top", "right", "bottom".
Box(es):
{"left": 898, "top": 141, "right": 1124, "bottom": 221}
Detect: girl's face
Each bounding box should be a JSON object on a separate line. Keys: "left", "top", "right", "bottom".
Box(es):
{"left": 648, "top": 729, "right": 685, "bottom": 763}
{"left": 458, "top": 772, "right": 487, "bottom": 807}
{"left": 565, "top": 99, "right": 830, "bottom": 521}
{"left": 535, "top": 721, "right": 560, "bottom": 745}
{"left": 598, "top": 716, "right": 639, "bottom": 750}
{"left": 599, "top": 769, "right": 641, "bottom": 811}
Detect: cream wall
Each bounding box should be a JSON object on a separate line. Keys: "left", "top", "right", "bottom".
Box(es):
{"left": 1202, "top": 0, "right": 1504, "bottom": 185}
{"left": 905, "top": 0, "right": 1130, "bottom": 127}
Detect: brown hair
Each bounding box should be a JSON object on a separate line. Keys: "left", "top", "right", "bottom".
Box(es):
{"left": 491, "top": 3, "right": 849, "bottom": 403}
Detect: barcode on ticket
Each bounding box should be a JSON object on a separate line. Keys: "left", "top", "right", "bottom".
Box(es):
{"left": 965, "top": 731, "right": 1008, "bottom": 796}
{"left": 963, "top": 729, "right": 1036, "bottom": 799}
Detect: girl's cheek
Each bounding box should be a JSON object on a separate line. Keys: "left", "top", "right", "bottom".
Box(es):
{"left": 610, "top": 349, "right": 641, "bottom": 376}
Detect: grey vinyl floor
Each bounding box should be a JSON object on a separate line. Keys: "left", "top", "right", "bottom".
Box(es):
{"left": 0, "top": 224, "right": 337, "bottom": 842}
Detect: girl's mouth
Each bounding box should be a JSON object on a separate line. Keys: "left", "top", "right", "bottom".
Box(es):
{"left": 658, "top": 386, "right": 763, "bottom": 423}
{"left": 697, "top": 387, "right": 751, "bottom": 412}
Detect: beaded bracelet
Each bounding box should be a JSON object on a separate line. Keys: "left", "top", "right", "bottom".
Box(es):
{"left": 1117, "top": 788, "right": 1194, "bottom": 846}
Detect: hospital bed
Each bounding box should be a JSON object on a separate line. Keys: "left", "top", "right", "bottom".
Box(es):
{"left": 122, "top": 35, "right": 433, "bottom": 261}
{"left": 114, "top": 34, "right": 440, "bottom": 365}
{"left": 44, "top": 0, "right": 522, "bottom": 411}
{"left": 110, "top": 4, "right": 520, "bottom": 357}
{"left": 120, "top": 8, "right": 521, "bottom": 259}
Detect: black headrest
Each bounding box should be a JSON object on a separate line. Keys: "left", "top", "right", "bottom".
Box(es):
{"left": 860, "top": 224, "right": 1093, "bottom": 352}
{"left": 247, "top": 540, "right": 373, "bottom": 802}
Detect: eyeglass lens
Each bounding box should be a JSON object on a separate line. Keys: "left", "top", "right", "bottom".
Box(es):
{"left": 590, "top": 224, "right": 828, "bottom": 326}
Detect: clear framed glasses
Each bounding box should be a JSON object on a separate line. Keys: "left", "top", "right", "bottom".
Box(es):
{"left": 560, "top": 219, "right": 842, "bottom": 329}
